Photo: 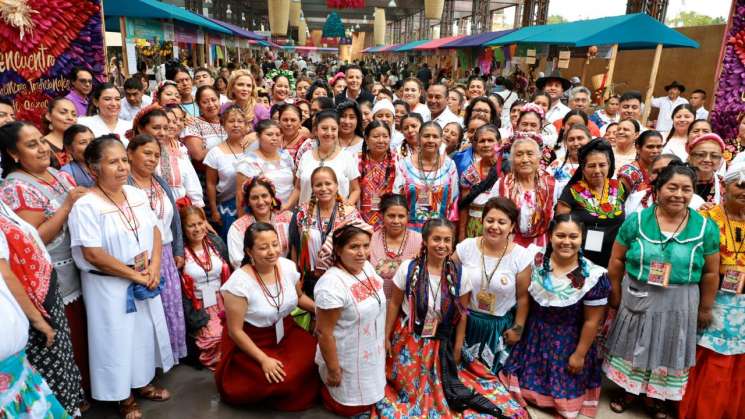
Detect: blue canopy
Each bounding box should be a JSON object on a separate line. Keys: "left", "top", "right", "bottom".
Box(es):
{"left": 439, "top": 29, "right": 517, "bottom": 49}
{"left": 104, "top": 0, "right": 232, "bottom": 35}
{"left": 203, "top": 17, "right": 266, "bottom": 41}
{"left": 393, "top": 40, "right": 430, "bottom": 52}
{"left": 485, "top": 13, "right": 698, "bottom": 50}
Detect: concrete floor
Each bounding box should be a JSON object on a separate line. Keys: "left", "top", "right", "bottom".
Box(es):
{"left": 83, "top": 365, "right": 651, "bottom": 419}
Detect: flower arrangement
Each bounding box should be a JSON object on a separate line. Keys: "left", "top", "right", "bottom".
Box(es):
{"left": 711, "top": 0, "right": 745, "bottom": 140}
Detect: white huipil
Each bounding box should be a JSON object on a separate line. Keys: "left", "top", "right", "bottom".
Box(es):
{"left": 69, "top": 186, "right": 174, "bottom": 401}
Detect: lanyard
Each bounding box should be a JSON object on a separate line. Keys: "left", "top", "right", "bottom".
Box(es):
{"left": 480, "top": 238, "right": 508, "bottom": 289}
{"left": 316, "top": 202, "right": 338, "bottom": 244}
{"left": 252, "top": 265, "right": 284, "bottom": 314}
{"left": 22, "top": 169, "right": 69, "bottom": 195}
{"left": 654, "top": 206, "right": 688, "bottom": 253}
{"left": 99, "top": 187, "right": 140, "bottom": 245}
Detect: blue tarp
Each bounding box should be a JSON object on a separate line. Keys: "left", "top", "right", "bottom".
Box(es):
{"left": 203, "top": 17, "right": 267, "bottom": 41}
{"left": 103, "top": 0, "right": 232, "bottom": 35}
{"left": 485, "top": 13, "right": 699, "bottom": 50}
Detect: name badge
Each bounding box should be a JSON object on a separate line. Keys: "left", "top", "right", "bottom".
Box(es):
{"left": 275, "top": 319, "right": 285, "bottom": 344}
{"left": 370, "top": 196, "right": 381, "bottom": 211}
{"left": 648, "top": 260, "right": 671, "bottom": 287}
{"left": 585, "top": 229, "right": 604, "bottom": 253}
{"left": 417, "top": 190, "right": 431, "bottom": 209}
{"left": 476, "top": 290, "right": 497, "bottom": 313}
{"left": 721, "top": 268, "right": 745, "bottom": 294}
{"left": 201, "top": 283, "right": 218, "bottom": 308}
{"left": 421, "top": 311, "right": 439, "bottom": 338}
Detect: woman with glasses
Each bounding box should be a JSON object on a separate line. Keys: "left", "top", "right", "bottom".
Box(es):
{"left": 687, "top": 133, "right": 726, "bottom": 205}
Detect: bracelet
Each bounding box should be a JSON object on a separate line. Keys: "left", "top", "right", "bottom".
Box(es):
{"left": 511, "top": 324, "right": 524, "bottom": 335}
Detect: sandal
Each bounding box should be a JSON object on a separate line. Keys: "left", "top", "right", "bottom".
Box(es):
{"left": 643, "top": 398, "right": 670, "bottom": 419}
{"left": 119, "top": 396, "right": 142, "bottom": 419}
{"left": 135, "top": 384, "right": 171, "bottom": 401}
{"left": 609, "top": 394, "right": 637, "bottom": 413}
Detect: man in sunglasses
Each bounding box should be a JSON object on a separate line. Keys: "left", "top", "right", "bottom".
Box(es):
{"left": 65, "top": 67, "right": 94, "bottom": 116}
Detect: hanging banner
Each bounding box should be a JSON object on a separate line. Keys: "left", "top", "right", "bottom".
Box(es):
{"left": 125, "top": 18, "right": 165, "bottom": 41}
{"left": 175, "top": 23, "right": 200, "bottom": 44}
{"left": 0, "top": 0, "right": 105, "bottom": 128}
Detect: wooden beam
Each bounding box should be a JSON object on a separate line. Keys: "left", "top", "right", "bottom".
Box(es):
{"left": 119, "top": 17, "right": 130, "bottom": 78}
{"left": 601, "top": 44, "right": 619, "bottom": 106}
{"left": 642, "top": 43, "right": 663, "bottom": 126}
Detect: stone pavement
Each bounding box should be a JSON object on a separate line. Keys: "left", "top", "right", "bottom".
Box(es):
{"left": 84, "top": 365, "right": 652, "bottom": 418}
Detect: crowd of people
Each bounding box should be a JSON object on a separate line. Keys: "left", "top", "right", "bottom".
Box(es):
{"left": 0, "top": 53, "right": 743, "bottom": 419}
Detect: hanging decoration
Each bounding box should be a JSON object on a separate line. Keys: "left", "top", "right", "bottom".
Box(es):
{"left": 322, "top": 11, "right": 345, "bottom": 38}
{"left": 268, "top": 0, "right": 290, "bottom": 36}
{"left": 711, "top": 0, "right": 745, "bottom": 140}
{"left": 298, "top": 19, "right": 308, "bottom": 45}
{"left": 424, "top": 0, "right": 444, "bottom": 20}
{"left": 373, "top": 7, "right": 385, "bottom": 46}
{"left": 326, "top": 0, "right": 365, "bottom": 8}
{"left": 290, "top": 0, "right": 302, "bottom": 27}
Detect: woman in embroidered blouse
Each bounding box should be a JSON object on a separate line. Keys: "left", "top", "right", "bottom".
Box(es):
{"left": 289, "top": 166, "right": 364, "bottom": 295}
{"left": 393, "top": 122, "right": 459, "bottom": 232}
{"left": 315, "top": 223, "right": 386, "bottom": 416}
{"left": 454, "top": 124, "right": 500, "bottom": 240}
{"left": 604, "top": 162, "right": 720, "bottom": 418}
{"left": 0, "top": 121, "right": 90, "bottom": 399}
{"left": 489, "top": 134, "right": 555, "bottom": 247}
{"left": 179, "top": 206, "right": 229, "bottom": 370}
{"left": 182, "top": 86, "right": 227, "bottom": 165}
{"left": 369, "top": 194, "right": 423, "bottom": 297}
{"left": 556, "top": 140, "right": 625, "bottom": 267}
{"left": 547, "top": 123, "right": 592, "bottom": 205}
{"left": 398, "top": 112, "right": 423, "bottom": 158}
{"left": 376, "top": 218, "right": 527, "bottom": 418}
{"left": 60, "top": 124, "right": 95, "bottom": 187}
{"left": 127, "top": 134, "right": 188, "bottom": 362}
{"left": 276, "top": 103, "right": 310, "bottom": 163}
{"left": 688, "top": 133, "right": 726, "bottom": 206}
{"left": 42, "top": 97, "right": 78, "bottom": 168}
{"left": 68, "top": 136, "right": 173, "bottom": 418}
{"left": 662, "top": 104, "right": 696, "bottom": 161}
{"left": 679, "top": 162, "right": 745, "bottom": 419}
{"left": 227, "top": 177, "right": 293, "bottom": 269}
{"left": 216, "top": 222, "right": 318, "bottom": 410}
{"left": 612, "top": 119, "right": 639, "bottom": 173}
{"left": 501, "top": 214, "right": 610, "bottom": 419}
{"left": 618, "top": 130, "right": 664, "bottom": 195}
{"left": 235, "top": 120, "right": 298, "bottom": 214}
{"left": 224, "top": 70, "right": 269, "bottom": 130}
{"left": 455, "top": 197, "right": 533, "bottom": 375}
{"left": 295, "top": 111, "right": 361, "bottom": 206}
{"left": 358, "top": 121, "right": 398, "bottom": 227}
{"left": 204, "top": 106, "right": 250, "bottom": 240}
{"left": 133, "top": 105, "right": 204, "bottom": 208}
{"left": 337, "top": 101, "right": 364, "bottom": 154}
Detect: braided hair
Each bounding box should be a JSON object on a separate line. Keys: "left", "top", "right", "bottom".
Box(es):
{"left": 555, "top": 109, "right": 589, "bottom": 151}
{"left": 541, "top": 214, "right": 589, "bottom": 289}
{"left": 360, "top": 120, "right": 395, "bottom": 190}
{"left": 306, "top": 166, "right": 346, "bottom": 228}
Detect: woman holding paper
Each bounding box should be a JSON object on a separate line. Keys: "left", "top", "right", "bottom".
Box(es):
{"left": 603, "top": 162, "right": 720, "bottom": 418}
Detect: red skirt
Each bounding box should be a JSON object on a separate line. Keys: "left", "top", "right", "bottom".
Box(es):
{"left": 65, "top": 298, "right": 90, "bottom": 395}
{"left": 214, "top": 315, "right": 320, "bottom": 411}
{"left": 679, "top": 346, "right": 745, "bottom": 419}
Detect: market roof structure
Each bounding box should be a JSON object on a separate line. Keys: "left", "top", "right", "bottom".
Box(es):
{"left": 485, "top": 13, "right": 699, "bottom": 50}
{"left": 439, "top": 29, "right": 517, "bottom": 49}
{"left": 412, "top": 35, "right": 466, "bottom": 50}
{"left": 203, "top": 17, "right": 267, "bottom": 40}
{"left": 104, "top": 0, "right": 232, "bottom": 35}
{"left": 393, "top": 39, "right": 431, "bottom": 52}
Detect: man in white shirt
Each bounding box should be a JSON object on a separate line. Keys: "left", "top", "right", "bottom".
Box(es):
{"left": 651, "top": 81, "right": 688, "bottom": 132}
{"left": 619, "top": 90, "right": 648, "bottom": 133}
{"left": 536, "top": 72, "right": 571, "bottom": 123}
{"left": 494, "top": 77, "right": 517, "bottom": 129}
{"left": 689, "top": 89, "right": 709, "bottom": 120}
{"left": 427, "top": 84, "right": 462, "bottom": 129}
{"left": 120, "top": 77, "right": 152, "bottom": 121}
{"left": 193, "top": 67, "right": 229, "bottom": 105}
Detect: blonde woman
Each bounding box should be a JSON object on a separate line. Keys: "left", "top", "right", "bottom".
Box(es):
{"left": 223, "top": 70, "right": 270, "bottom": 130}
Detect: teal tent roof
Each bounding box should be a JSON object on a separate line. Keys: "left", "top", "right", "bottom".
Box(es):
{"left": 104, "top": 0, "right": 232, "bottom": 35}
{"left": 486, "top": 13, "right": 698, "bottom": 50}
{"left": 394, "top": 40, "right": 430, "bottom": 52}
{"left": 363, "top": 45, "right": 386, "bottom": 53}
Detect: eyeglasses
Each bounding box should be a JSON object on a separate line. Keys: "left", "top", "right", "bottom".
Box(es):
{"left": 690, "top": 151, "right": 723, "bottom": 161}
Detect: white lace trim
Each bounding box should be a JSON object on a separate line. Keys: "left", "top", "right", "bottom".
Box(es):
{"left": 528, "top": 258, "right": 606, "bottom": 307}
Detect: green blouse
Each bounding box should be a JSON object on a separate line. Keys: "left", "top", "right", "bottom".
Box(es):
{"left": 616, "top": 205, "right": 720, "bottom": 285}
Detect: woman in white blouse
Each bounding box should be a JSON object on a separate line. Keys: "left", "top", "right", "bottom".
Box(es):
{"left": 453, "top": 197, "right": 534, "bottom": 374}
{"left": 78, "top": 83, "right": 132, "bottom": 145}
{"left": 215, "top": 222, "right": 318, "bottom": 410}
{"left": 295, "top": 110, "right": 361, "bottom": 205}
{"left": 315, "top": 223, "right": 386, "bottom": 416}
{"left": 235, "top": 119, "right": 298, "bottom": 214}
{"left": 68, "top": 137, "right": 173, "bottom": 418}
